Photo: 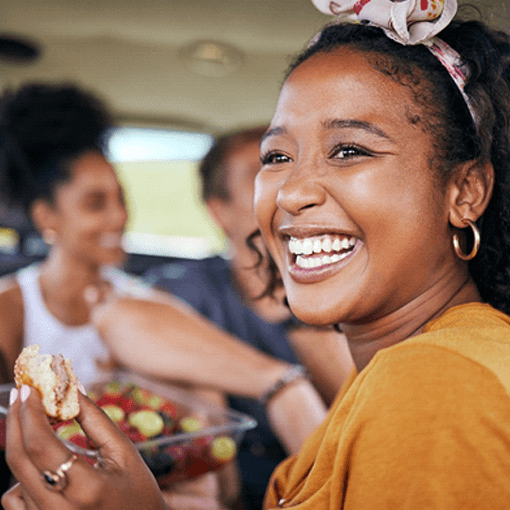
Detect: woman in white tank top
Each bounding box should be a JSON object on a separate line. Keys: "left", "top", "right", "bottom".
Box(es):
{"left": 0, "top": 83, "right": 151, "bottom": 387}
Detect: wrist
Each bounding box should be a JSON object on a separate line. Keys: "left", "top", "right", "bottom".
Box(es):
{"left": 251, "top": 361, "right": 294, "bottom": 401}
{"left": 258, "top": 364, "right": 309, "bottom": 409}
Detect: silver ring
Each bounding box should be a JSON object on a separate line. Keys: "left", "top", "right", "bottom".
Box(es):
{"left": 42, "top": 454, "right": 78, "bottom": 492}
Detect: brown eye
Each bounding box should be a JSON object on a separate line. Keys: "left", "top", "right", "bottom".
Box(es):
{"left": 86, "top": 194, "right": 106, "bottom": 211}
{"left": 331, "top": 144, "right": 371, "bottom": 160}
{"left": 260, "top": 151, "right": 291, "bottom": 165}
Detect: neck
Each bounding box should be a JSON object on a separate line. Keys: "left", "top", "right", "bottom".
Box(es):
{"left": 40, "top": 247, "right": 102, "bottom": 297}
{"left": 37, "top": 248, "right": 105, "bottom": 326}
{"left": 341, "top": 269, "right": 481, "bottom": 372}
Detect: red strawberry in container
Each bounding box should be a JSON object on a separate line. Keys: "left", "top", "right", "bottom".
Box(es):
{"left": 117, "top": 396, "right": 137, "bottom": 414}
{"left": 95, "top": 393, "right": 121, "bottom": 408}
{"left": 159, "top": 400, "right": 178, "bottom": 420}
{"left": 118, "top": 420, "right": 147, "bottom": 443}
{"left": 68, "top": 433, "right": 94, "bottom": 450}
{"left": 188, "top": 434, "right": 212, "bottom": 460}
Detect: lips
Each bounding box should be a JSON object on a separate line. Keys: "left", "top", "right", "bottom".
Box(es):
{"left": 288, "top": 234, "right": 358, "bottom": 270}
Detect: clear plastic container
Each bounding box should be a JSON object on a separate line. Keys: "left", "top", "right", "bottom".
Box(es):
{"left": 0, "top": 371, "right": 257, "bottom": 486}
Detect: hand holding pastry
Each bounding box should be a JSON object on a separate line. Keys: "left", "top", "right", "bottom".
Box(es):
{"left": 2, "top": 384, "right": 168, "bottom": 510}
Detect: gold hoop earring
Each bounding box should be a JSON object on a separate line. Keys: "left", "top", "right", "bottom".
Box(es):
{"left": 42, "top": 228, "right": 57, "bottom": 246}
{"left": 452, "top": 218, "right": 480, "bottom": 261}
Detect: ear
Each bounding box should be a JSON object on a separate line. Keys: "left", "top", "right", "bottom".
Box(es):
{"left": 205, "top": 197, "right": 232, "bottom": 235}
{"left": 30, "top": 199, "right": 57, "bottom": 235}
{"left": 447, "top": 160, "right": 495, "bottom": 227}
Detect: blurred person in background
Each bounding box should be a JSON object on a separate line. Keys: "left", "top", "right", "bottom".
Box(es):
{"left": 91, "top": 126, "right": 354, "bottom": 510}
{"left": 0, "top": 82, "right": 239, "bottom": 509}
{"left": 0, "top": 82, "right": 149, "bottom": 388}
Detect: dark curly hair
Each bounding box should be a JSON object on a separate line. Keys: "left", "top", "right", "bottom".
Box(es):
{"left": 250, "top": 18, "right": 510, "bottom": 316}
{"left": 199, "top": 125, "right": 267, "bottom": 202}
{"left": 0, "top": 82, "right": 113, "bottom": 214}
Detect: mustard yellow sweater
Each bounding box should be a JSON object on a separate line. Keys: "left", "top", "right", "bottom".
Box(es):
{"left": 264, "top": 303, "right": 510, "bottom": 509}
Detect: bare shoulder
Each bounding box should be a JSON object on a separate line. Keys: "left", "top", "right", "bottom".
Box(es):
{"left": 0, "top": 275, "right": 24, "bottom": 379}
{"left": 0, "top": 274, "right": 23, "bottom": 310}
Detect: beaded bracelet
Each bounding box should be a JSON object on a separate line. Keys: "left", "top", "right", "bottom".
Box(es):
{"left": 259, "top": 365, "right": 309, "bottom": 409}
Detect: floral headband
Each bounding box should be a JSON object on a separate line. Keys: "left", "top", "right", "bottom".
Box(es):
{"left": 310, "top": 0, "right": 478, "bottom": 127}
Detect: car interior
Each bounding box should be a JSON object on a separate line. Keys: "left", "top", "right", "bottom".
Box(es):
{"left": 0, "top": 0, "right": 507, "bottom": 501}
{"left": 0, "top": 0, "right": 335, "bottom": 277}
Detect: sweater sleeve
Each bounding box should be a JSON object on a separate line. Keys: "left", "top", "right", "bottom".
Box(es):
{"left": 342, "top": 344, "right": 510, "bottom": 509}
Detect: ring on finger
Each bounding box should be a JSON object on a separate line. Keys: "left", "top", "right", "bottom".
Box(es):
{"left": 42, "top": 453, "right": 78, "bottom": 492}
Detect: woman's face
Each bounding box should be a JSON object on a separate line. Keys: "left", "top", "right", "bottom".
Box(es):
{"left": 255, "top": 47, "right": 458, "bottom": 327}
{"left": 49, "top": 150, "right": 128, "bottom": 267}
{"left": 218, "top": 139, "right": 262, "bottom": 247}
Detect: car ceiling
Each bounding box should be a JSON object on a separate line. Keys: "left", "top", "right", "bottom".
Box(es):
{"left": 0, "top": 0, "right": 509, "bottom": 133}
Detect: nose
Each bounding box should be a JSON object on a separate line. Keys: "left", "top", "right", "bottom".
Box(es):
{"left": 276, "top": 163, "right": 326, "bottom": 216}
{"left": 111, "top": 199, "right": 129, "bottom": 230}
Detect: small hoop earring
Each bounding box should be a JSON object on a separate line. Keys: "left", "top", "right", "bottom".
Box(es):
{"left": 452, "top": 218, "right": 480, "bottom": 261}
{"left": 42, "top": 228, "right": 57, "bottom": 246}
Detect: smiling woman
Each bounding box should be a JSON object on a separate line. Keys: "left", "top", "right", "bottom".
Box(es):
{"left": 256, "top": 45, "right": 459, "bottom": 329}
{"left": 0, "top": 83, "right": 153, "bottom": 387}
{"left": 3, "top": 1, "right": 510, "bottom": 509}
{"left": 254, "top": 13, "right": 510, "bottom": 507}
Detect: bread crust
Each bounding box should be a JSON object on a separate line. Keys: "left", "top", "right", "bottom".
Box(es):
{"left": 14, "top": 344, "right": 80, "bottom": 421}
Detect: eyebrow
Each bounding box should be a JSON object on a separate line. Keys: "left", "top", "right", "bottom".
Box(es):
{"left": 260, "top": 126, "right": 286, "bottom": 145}
{"left": 260, "top": 119, "right": 393, "bottom": 145}
{"left": 322, "top": 119, "right": 392, "bottom": 140}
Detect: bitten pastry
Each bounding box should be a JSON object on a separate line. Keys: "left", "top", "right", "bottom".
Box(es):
{"left": 14, "top": 344, "right": 80, "bottom": 421}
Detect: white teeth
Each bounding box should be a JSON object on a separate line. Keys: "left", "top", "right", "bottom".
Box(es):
{"left": 295, "top": 249, "right": 352, "bottom": 269}
{"left": 296, "top": 256, "right": 306, "bottom": 268}
{"left": 288, "top": 235, "right": 358, "bottom": 266}
{"left": 303, "top": 238, "right": 313, "bottom": 255}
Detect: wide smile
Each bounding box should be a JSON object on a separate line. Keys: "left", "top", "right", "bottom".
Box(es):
{"left": 284, "top": 233, "right": 361, "bottom": 281}
{"left": 289, "top": 234, "right": 358, "bottom": 268}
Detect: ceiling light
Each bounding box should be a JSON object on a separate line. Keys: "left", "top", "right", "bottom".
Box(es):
{"left": 179, "top": 40, "right": 243, "bottom": 77}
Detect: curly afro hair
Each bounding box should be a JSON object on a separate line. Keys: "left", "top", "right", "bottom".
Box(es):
{"left": 0, "top": 82, "right": 113, "bottom": 213}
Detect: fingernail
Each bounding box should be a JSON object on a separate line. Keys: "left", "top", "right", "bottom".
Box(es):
{"left": 9, "top": 388, "right": 18, "bottom": 405}
{"left": 77, "top": 381, "right": 87, "bottom": 395}
{"left": 83, "top": 286, "right": 99, "bottom": 304}
{"left": 20, "top": 385, "right": 31, "bottom": 402}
